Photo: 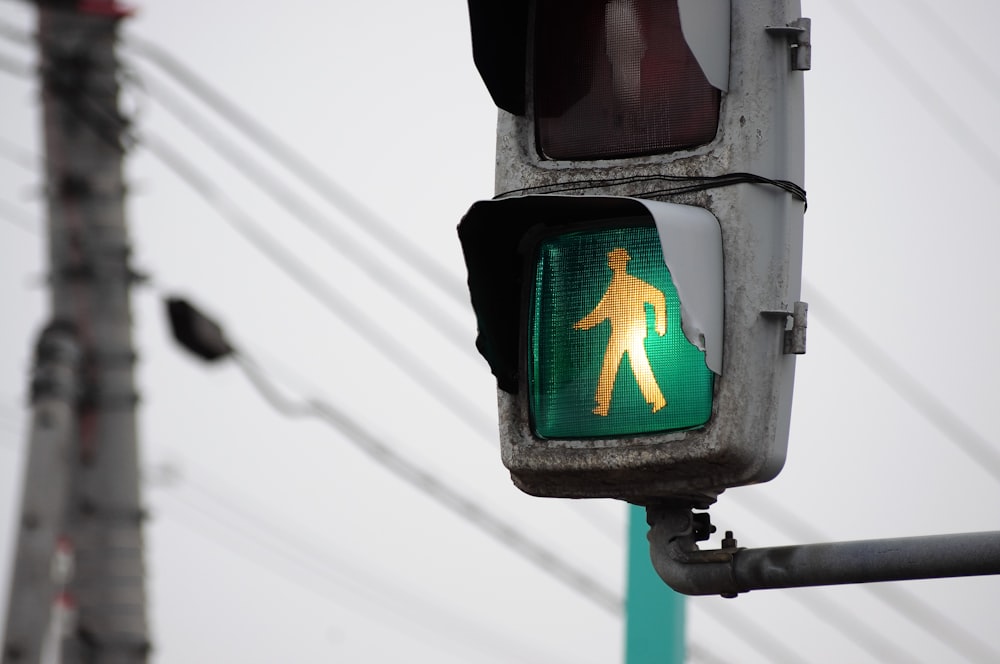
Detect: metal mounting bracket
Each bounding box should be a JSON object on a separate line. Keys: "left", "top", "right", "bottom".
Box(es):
{"left": 761, "top": 301, "right": 808, "bottom": 355}
{"left": 766, "top": 17, "right": 812, "bottom": 71}
{"left": 646, "top": 506, "right": 1000, "bottom": 598}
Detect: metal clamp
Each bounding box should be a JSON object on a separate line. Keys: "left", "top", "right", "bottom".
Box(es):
{"left": 762, "top": 301, "right": 808, "bottom": 355}
{"left": 766, "top": 18, "right": 812, "bottom": 71}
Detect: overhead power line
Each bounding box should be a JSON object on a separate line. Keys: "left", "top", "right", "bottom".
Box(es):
{"left": 0, "top": 136, "right": 38, "bottom": 171}
{"left": 133, "top": 72, "right": 477, "bottom": 356}
{"left": 4, "top": 27, "right": 624, "bottom": 545}
{"left": 139, "top": 131, "right": 497, "bottom": 442}
{"left": 692, "top": 603, "right": 802, "bottom": 664}
{"left": 0, "top": 50, "right": 30, "bottom": 77}
{"left": 225, "top": 347, "right": 621, "bottom": 615}
{"left": 0, "top": 199, "right": 38, "bottom": 236}
{"left": 831, "top": 1, "right": 1000, "bottom": 185}
{"left": 9, "top": 18, "right": 1000, "bottom": 660}
{"left": 805, "top": 281, "right": 1000, "bottom": 487}
{"left": 229, "top": 337, "right": 865, "bottom": 664}
{"left": 159, "top": 469, "right": 581, "bottom": 664}
{"left": 734, "top": 487, "right": 1000, "bottom": 664}
{"left": 126, "top": 36, "right": 471, "bottom": 308}
{"left": 901, "top": 0, "right": 1000, "bottom": 107}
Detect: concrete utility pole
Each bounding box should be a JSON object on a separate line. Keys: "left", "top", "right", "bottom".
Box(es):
{"left": 3, "top": 2, "right": 149, "bottom": 663}
{"left": 4, "top": 325, "right": 81, "bottom": 664}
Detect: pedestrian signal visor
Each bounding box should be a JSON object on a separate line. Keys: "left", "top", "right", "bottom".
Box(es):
{"left": 459, "top": 196, "right": 723, "bottom": 486}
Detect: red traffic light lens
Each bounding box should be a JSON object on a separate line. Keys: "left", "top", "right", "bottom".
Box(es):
{"left": 534, "top": 0, "right": 722, "bottom": 160}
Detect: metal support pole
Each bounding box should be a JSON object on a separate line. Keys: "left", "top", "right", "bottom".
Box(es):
{"left": 3, "top": 324, "right": 81, "bottom": 663}
{"left": 3, "top": 3, "right": 149, "bottom": 663}
{"left": 646, "top": 506, "right": 1000, "bottom": 597}
{"left": 625, "top": 505, "right": 685, "bottom": 664}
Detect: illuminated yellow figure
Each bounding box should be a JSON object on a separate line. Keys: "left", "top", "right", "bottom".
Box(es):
{"left": 574, "top": 247, "right": 667, "bottom": 417}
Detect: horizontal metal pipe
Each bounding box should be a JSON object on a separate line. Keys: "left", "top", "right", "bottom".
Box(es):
{"left": 732, "top": 531, "right": 1000, "bottom": 592}
{"left": 647, "top": 507, "right": 1000, "bottom": 596}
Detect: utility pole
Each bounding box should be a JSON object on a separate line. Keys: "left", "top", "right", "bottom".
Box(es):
{"left": 3, "top": 2, "right": 149, "bottom": 663}
{"left": 3, "top": 325, "right": 80, "bottom": 664}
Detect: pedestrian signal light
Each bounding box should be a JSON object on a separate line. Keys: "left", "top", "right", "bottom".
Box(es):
{"left": 463, "top": 0, "right": 807, "bottom": 504}
{"left": 529, "top": 224, "right": 714, "bottom": 439}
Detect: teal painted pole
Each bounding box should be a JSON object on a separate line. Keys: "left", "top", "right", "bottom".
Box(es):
{"left": 625, "top": 504, "right": 685, "bottom": 663}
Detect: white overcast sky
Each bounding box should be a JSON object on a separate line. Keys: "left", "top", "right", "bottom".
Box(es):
{"left": 1, "top": 1, "right": 999, "bottom": 663}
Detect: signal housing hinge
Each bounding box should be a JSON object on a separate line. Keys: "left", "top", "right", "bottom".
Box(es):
{"left": 766, "top": 17, "right": 812, "bottom": 71}
{"left": 762, "top": 301, "right": 808, "bottom": 355}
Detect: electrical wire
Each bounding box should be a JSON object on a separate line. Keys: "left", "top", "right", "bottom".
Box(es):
{"left": 0, "top": 17, "right": 30, "bottom": 48}
{"left": 133, "top": 72, "right": 477, "bottom": 355}
{"left": 0, "top": 50, "right": 30, "bottom": 77}
{"left": 229, "top": 342, "right": 817, "bottom": 664}
{"left": 227, "top": 348, "right": 622, "bottom": 615}
{"left": 0, "top": 136, "right": 38, "bottom": 171}
{"left": 830, "top": 1, "right": 1000, "bottom": 186}
{"left": 5, "top": 13, "right": 992, "bottom": 660}
{"left": 498, "top": 172, "right": 807, "bottom": 207}
{"left": 122, "top": 70, "right": 628, "bottom": 544}
{"left": 768, "top": 590, "right": 920, "bottom": 663}
{"left": 157, "top": 469, "right": 583, "bottom": 664}
{"left": 12, "top": 35, "right": 628, "bottom": 642}
{"left": 125, "top": 36, "right": 470, "bottom": 308}
{"left": 127, "top": 76, "right": 1000, "bottom": 658}
{"left": 734, "top": 486, "right": 1000, "bottom": 663}
{"left": 135, "top": 108, "right": 999, "bottom": 664}
{"left": 138, "top": 131, "right": 498, "bottom": 443}
{"left": 901, "top": 0, "right": 1000, "bottom": 105}
{"left": 805, "top": 281, "right": 1000, "bottom": 487}
{"left": 691, "top": 602, "right": 803, "bottom": 664}
{"left": 686, "top": 642, "right": 731, "bottom": 664}
{"left": 0, "top": 37, "right": 626, "bottom": 547}
{"left": 0, "top": 199, "right": 38, "bottom": 236}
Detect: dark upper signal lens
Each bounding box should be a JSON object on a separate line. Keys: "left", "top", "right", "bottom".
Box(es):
{"left": 534, "top": 0, "right": 722, "bottom": 160}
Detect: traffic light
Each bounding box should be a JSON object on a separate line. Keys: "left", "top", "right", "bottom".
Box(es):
{"left": 460, "top": 0, "right": 809, "bottom": 507}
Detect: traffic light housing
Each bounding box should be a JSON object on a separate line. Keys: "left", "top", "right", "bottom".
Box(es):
{"left": 461, "top": 0, "right": 809, "bottom": 507}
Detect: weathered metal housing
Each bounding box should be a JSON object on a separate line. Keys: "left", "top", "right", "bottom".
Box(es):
{"left": 462, "top": 0, "right": 807, "bottom": 507}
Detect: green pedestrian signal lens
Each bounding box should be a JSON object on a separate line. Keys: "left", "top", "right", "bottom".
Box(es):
{"left": 529, "top": 223, "right": 714, "bottom": 439}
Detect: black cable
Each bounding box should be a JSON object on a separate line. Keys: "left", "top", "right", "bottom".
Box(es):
{"left": 125, "top": 36, "right": 471, "bottom": 308}
{"left": 498, "top": 172, "right": 807, "bottom": 208}
{"left": 228, "top": 349, "right": 622, "bottom": 615}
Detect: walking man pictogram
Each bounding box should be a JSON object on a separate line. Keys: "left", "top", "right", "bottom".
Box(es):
{"left": 574, "top": 247, "right": 668, "bottom": 417}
